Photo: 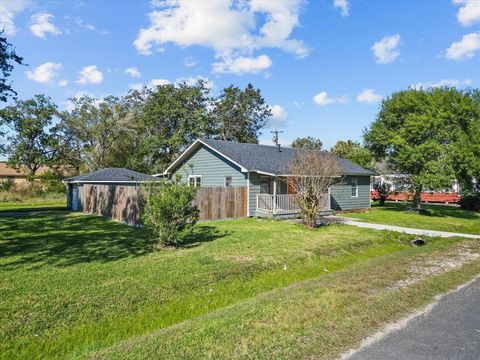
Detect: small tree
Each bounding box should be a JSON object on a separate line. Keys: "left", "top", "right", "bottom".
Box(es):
{"left": 288, "top": 150, "right": 341, "bottom": 227}
{"left": 372, "top": 180, "right": 391, "bottom": 206}
{"left": 142, "top": 178, "right": 199, "bottom": 247}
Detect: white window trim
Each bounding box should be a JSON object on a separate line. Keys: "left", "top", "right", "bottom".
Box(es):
{"left": 351, "top": 178, "right": 358, "bottom": 198}
{"left": 188, "top": 175, "right": 202, "bottom": 187}
{"left": 224, "top": 175, "right": 232, "bottom": 187}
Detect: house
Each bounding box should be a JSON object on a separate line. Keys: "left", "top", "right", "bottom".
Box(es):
{"left": 0, "top": 162, "right": 50, "bottom": 185}
{"left": 63, "top": 168, "right": 160, "bottom": 225}
{"left": 161, "top": 139, "right": 376, "bottom": 218}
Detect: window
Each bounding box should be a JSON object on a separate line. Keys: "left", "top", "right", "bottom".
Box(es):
{"left": 224, "top": 176, "right": 232, "bottom": 187}
{"left": 188, "top": 175, "right": 202, "bottom": 187}
{"left": 351, "top": 178, "right": 358, "bottom": 197}
{"left": 260, "top": 176, "right": 271, "bottom": 194}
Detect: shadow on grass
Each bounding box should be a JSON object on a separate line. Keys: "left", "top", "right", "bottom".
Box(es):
{"left": 374, "top": 202, "right": 479, "bottom": 220}
{"left": 0, "top": 212, "right": 227, "bottom": 270}
{"left": 180, "top": 226, "right": 230, "bottom": 249}
{"left": 0, "top": 206, "right": 68, "bottom": 214}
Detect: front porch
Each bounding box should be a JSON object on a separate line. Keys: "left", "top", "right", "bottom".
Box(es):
{"left": 255, "top": 176, "right": 331, "bottom": 217}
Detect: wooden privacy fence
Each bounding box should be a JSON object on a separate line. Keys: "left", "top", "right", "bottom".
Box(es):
{"left": 194, "top": 186, "right": 247, "bottom": 221}
{"left": 79, "top": 184, "right": 248, "bottom": 225}
{"left": 83, "top": 184, "right": 143, "bottom": 226}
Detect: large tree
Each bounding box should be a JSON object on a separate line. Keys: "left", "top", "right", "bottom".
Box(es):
{"left": 213, "top": 83, "right": 271, "bottom": 143}
{"left": 330, "top": 140, "right": 373, "bottom": 170}
{"left": 59, "top": 95, "right": 133, "bottom": 171}
{"left": 291, "top": 136, "right": 323, "bottom": 150}
{"left": 125, "top": 80, "right": 213, "bottom": 173}
{"left": 0, "top": 95, "right": 59, "bottom": 177}
{"left": 364, "top": 88, "right": 464, "bottom": 211}
{"left": 0, "top": 31, "right": 24, "bottom": 103}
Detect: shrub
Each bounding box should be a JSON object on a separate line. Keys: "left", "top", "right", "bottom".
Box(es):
{"left": 39, "top": 170, "right": 66, "bottom": 193}
{"left": 0, "top": 180, "right": 14, "bottom": 192}
{"left": 372, "top": 180, "right": 391, "bottom": 206}
{"left": 459, "top": 191, "right": 480, "bottom": 211}
{"left": 142, "top": 178, "right": 199, "bottom": 247}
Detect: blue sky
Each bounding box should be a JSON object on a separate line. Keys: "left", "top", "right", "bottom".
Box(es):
{"left": 1, "top": 0, "right": 480, "bottom": 150}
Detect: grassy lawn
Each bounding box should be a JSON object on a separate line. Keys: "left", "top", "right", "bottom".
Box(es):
{"left": 0, "top": 210, "right": 478, "bottom": 359}
{"left": 341, "top": 202, "right": 480, "bottom": 235}
{"left": 0, "top": 194, "right": 66, "bottom": 212}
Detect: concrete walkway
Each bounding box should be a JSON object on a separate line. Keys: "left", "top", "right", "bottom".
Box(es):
{"left": 335, "top": 217, "right": 480, "bottom": 239}
{"left": 344, "top": 277, "right": 480, "bottom": 360}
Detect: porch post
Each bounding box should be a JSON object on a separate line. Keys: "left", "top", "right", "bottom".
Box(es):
{"left": 273, "top": 177, "right": 277, "bottom": 214}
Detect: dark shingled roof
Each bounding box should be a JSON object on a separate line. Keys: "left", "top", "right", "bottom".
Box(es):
{"left": 63, "top": 168, "right": 160, "bottom": 183}
{"left": 200, "top": 138, "right": 376, "bottom": 176}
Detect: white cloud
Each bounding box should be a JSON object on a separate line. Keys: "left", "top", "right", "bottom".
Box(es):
{"left": 184, "top": 56, "right": 196, "bottom": 67}
{"left": 411, "top": 78, "right": 472, "bottom": 89}
{"left": 453, "top": 0, "right": 480, "bottom": 27}
{"left": 129, "top": 79, "right": 171, "bottom": 91}
{"left": 149, "top": 78, "right": 171, "bottom": 87}
{"left": 134, "top": 0, "right": 307, "bottom": 74}
{"left": 26, "top": 62, "right": 62, "bottom": 83}
{"left": 129, "top": 75, "right": 214, "bottom": 91}
{"left": 445, "top": 32, "right": 480, "bottom": 60}
{"left": 74, "top": 17, "right": 109, "bottom": 34}
{"left": 0, "top": 0, "right": 30, "bottom": 36}
{"left": 30, "top": 13, "right": 61, "bottom": 39}
{"left": 125, "top": 67, "right": 141, "bottom": 78}
{"left": 270, "top": 104, "right": 287, "bottom": 125}
{"left": 356, "top": 89, "right": 382, "bottom": 103}
{"left": 212, "top": 54, "right": 272, "bottom": 74}
{"left": 177, "top": 75, "right": 215, "bottom": 90}
{"left": 58, "top": 79, "right": 68, "bottom": 87}
{"left": 76, "top": 65, "right": 104, "bottom": 84}
{"left": 334, "top": 0, "right": 349, "bottom": 17}
{"left": 371, "top": 34, "right": 401, "bottom": 64}
{"left": 313, "top": 91, "right": 348, "bottom": 106}
{"left": 64, "top": 91, "right": 101, "bottom": 111}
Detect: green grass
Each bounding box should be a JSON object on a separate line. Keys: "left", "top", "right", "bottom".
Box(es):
{"left": 341, "top": 202, "right": 480, "bottom": 235}
{"left": 0, "top": 211, "right": 478, "bottom": 359}
{"left": 0, "top": 194, "right": 66, "bottom": 212}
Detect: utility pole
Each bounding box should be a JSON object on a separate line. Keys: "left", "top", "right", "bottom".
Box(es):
{"left": 271, "top": 129, "right": 283, "bottom": 150}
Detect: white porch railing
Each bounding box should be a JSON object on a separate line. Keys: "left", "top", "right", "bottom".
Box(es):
{"left": 256, "top": 193, "right": 330, "bottom": 215}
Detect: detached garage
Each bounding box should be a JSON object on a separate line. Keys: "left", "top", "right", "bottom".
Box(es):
{"left": 63, "top": 168, "right": 159, "bottom": 226}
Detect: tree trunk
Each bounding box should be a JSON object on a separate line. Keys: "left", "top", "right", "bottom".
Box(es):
{"left": 412, "top": 184, "right": 423, "bottom": 211}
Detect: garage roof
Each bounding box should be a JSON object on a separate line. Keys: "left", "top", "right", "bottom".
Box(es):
{"left": 63, "top": 168, "right": 160, "bottom": 184}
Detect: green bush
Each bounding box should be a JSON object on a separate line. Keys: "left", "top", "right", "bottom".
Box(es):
{"left": 459, "top": 191, "right": 480, "bottom": 211}
{"left": 39, "top": 170, "right": 66, "bottom": 193}
{"left": 142, "top": 178, "right": 199, "bottom": 247}
{"left": 372, "top": 180, "right": 391, "bottom": 206}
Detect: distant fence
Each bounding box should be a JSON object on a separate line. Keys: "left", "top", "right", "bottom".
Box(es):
{"left": 371, "top": 191, "right": 460, "bottom": 204}
{"left": 77, "top": 184, "right": 248, "bottom": 225}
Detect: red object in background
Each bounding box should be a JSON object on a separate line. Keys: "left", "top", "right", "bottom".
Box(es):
{"left": 371, "top": 191, "right": 460, "bottom": 204}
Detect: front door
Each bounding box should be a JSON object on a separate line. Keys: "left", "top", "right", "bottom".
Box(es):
{"left": 72, "top": 186, "right": 79, "bottom": 211}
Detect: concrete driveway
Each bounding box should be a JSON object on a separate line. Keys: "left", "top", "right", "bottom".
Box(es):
{"left": 344, "top": 277, "right": 480, "bottom": 360}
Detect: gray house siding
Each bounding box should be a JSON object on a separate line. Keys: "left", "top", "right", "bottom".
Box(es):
{"left": 171, "top": 145, "right": 248, "bottom": 187}
{"left": 330, "top": 175, "right": 371, "bottom": 210}
{"left": 248, "top": 172, "right": 261, "bottom": 217}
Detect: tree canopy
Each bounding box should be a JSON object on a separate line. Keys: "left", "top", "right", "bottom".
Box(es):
{"left": 330, "top": 140, "right": 374, "bottom": 170}
{"left": 0, "top": 31, "right": 24, "bottom": 103}
{"left": 0, "top": 95, "right": 59, "bottom": 177}
{"left": 291, "top": 136, "right": 323, "bottom": 150}
{"left": 213, "top": 84, "right": 271, "bottom": 143}
{"left": 364, "top": 87, "right": 480, "bottom": 210}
